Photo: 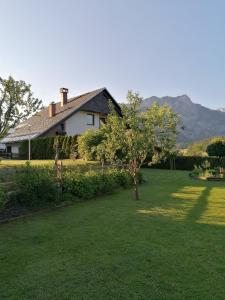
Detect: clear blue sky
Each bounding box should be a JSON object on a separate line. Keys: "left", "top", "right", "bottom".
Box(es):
{"left": 1, "top": 0, "right": 225, "bottom": 108}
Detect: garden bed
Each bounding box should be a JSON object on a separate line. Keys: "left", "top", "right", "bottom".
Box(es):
{"left": 190, "top": 175, "right": 225, "bottom": 181}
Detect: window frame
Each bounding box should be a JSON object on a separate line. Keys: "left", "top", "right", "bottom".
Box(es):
{"left": 87, "top": 113, "right": 95, "bottom": 126}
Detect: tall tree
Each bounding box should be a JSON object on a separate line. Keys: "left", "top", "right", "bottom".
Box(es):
{"left": 100, "top": 90, "right": 180, "bottom": 200}
{"left": 0, "top": 76, "right": 42, "bottom": 137}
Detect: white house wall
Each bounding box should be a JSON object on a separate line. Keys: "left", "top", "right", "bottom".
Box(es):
{"left": 9, "top": 143, "right": 20, "bottom": 154}
{"left": 65, "top": 111, "right": 100, "bottom": 136}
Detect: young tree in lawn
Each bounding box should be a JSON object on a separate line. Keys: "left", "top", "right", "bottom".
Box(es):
{"left": 0, "top": 76, "right": 42, "bottom": 137}
{"left": 100, "top": 90, "right": 180, "bottom": 200}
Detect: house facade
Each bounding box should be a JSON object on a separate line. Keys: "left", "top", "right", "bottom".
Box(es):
{"left": 1, "top": 87, "right": 121, "bottom": 156}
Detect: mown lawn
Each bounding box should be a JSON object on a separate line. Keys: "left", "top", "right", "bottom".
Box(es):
{"left": 1, "top": 169, "right": 225, "bottom": 299}
{"left": 0, "top": 159, "right": 98, "bottom": 168}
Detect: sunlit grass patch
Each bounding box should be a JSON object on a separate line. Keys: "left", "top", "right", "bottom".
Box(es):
{"left": 196, "top": 187, "right": 225, "bottom": 226}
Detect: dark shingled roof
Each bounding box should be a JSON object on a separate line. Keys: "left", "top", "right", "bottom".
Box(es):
{"left": 2, "top": 87, "right": 115, "bottom": 143}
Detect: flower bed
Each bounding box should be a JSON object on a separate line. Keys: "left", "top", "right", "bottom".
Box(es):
{"left": 189, "top": 160, "right": 225, "bottom": 181}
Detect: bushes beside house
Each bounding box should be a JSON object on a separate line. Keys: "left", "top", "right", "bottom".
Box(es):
{"left": 77, "top": 129, "right": 105, "bottom": 160}
{"left": 19, "top": 135, "right": 78, "bottom": 159}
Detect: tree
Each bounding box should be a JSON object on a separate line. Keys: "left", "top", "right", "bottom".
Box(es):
{"left": 99, "top": 90, "right": 180, "bottom": 200}
{"left": 206, "top": 141, "right": 225, "bottom": 157}
{"left": 0, "top": 76, "right": 42, "bottom": 137}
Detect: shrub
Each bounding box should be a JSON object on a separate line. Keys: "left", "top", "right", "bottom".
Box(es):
{"left": 10, "top": 165, "right": 143, "bottom": 210}
{"left": 0, "top": 185, "right": 6, "bottom": 209}
{"left": 19, "top": 136, "right": 55, "bottom": 159}
{"left": 70, "top": 135, "right": 79, "bottom": 159}
{"left": 63, "top": 168, "right": 134, "bottom": 199}
{"left": 15, "top": 163, "right": 59, "bottom": 207}
{"left": 146, "top": 155, "right": 225, "bottom": 171}
{"left": 78, "top": 129, "right": 105, "bottom": 160}
{"left": 186, "top": 136, "right": 225, "bottom": 156}
{"left": 19, "top": 135, "right": 78, "bottom": 160}
{"left": 206, "top": 141, "right": 225, "bottom": 157}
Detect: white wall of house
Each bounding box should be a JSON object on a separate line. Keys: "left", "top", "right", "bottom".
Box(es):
{"left": 0, "top": 143, "right": 6, "bottom": 150}
{"left": 5, "top": 143, "right": 20, "bottom": 154}
{"left": 65, "top": 111, "right": 100, "bottom": 136}
{"left": 12, "top": 143, "right": 20, "bottom": 154}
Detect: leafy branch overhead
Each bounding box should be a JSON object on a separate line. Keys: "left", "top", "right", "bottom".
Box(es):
{"left": 0, "top": 76, "right": 43, "bottom": 137}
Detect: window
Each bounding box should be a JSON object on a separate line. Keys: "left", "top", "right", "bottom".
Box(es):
{"left": 87, "top": 113, "right": 95, "bottom": 125}
{"left": 60, "top": 123, "right": 65, "bottom": 131}
{"left": 99, "top": 117, "right": 106, "bottom": 126}
{"left": 6, "top": 146, "right": 12, "bottom": 153}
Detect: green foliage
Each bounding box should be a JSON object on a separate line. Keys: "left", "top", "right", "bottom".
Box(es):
{"left": 149, "top": 155, "right": 225, "bottom": 170}
{"left": 12, "top": 163, "right": 139, "bottom": 208}
{"left": 186, "top": 136, "right": 225, "bottom": 156}
{"left": 15, "top": 163, "right": 58, "bottom": 207}
{"left": 63, "top": 168, "right": 135, "bottom": 199}
{"left": 97, "top": 90, "right": 180, "bottom": 199}
{"left": 20, "top": 136, "right": 55, "bottom": 159}
{"left": 206, "top": 141, "right": 225, "bottom": 157}
{"left": 65, "top": 136, "right": 72, "bottom": 158}
{"left": 19, "top": 135, "right": 78, "bottom": 159}
{"left": 78, "top": 129, "right": 105, "bottom": 160}
{"left": 0, "top": 76, "right": 42, "bottom": 137}
{"left": 0, "top": 185, "right": 6, "bottom": 209}
{"left": 70, "top": 135, "right": 79, "bottom": 159}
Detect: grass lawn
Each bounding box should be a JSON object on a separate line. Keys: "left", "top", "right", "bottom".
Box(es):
{"left": 1, "top": 169, "right": 225, "bottom": 299}
{"left": 0, "top": 159, "right": 98, "bottom": 168}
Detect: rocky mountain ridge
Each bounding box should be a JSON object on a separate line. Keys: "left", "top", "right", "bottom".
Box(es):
{"left": 141, "top": 95, "right": 225, "bottom": 146}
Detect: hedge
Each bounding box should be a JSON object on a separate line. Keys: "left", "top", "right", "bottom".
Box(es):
{"left": 12, "top": 165, "right": 140, "bottom": 208}
{"left": 0, "top": 185, "right": 6, "bottom": 209}
{"left": 63, "top": 168, "right": 135, "bottom": 199}
{"left": 19, "top": 135, "right": 78, "bottom": 160}
{"left": 148, "top": 156, "right": 225, "bottom": 171}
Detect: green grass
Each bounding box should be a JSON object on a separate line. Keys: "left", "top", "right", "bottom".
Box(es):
{"left": 1, "top": 169, "right": 225, "bottom": 299}
{"left": 0, "top": 159, "right": 98, "bottom": 168}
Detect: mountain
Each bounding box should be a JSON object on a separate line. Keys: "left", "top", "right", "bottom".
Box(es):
{"left": 141, "top": 95, "right": 225, "bottom": 146}
{"left": 217, "top": 107, "right": 225, "bottom": 113}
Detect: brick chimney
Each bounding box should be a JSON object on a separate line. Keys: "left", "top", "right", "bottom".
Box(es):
{"left": 60, "top": 88, "right": 68, "bottom": 107}
{"left": 49, "top": 102, "right": 56, "bottom": 117}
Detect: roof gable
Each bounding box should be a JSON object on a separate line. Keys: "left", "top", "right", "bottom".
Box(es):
{"left": 1, "top": 87, "right": 121, "bottom": 143}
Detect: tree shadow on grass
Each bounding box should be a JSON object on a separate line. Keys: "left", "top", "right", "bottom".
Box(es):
{"left": 185, "top": 186, "right": 211, "bottom": 223}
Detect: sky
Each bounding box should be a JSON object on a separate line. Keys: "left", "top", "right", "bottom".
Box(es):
{"left": 1, "top": 0, "right": 225, "bottom": 109}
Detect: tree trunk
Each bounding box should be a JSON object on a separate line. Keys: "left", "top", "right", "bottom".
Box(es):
{"left": 133, "top": 172, "right": 139, "bottom": 200}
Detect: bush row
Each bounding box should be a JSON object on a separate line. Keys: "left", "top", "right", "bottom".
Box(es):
{"left": 63, "top": 168, "right": 133, "bottom": 199}
{"left": 10, "top": 165, "right": 142, "bottom": 208}
{"left": 148, "top": 156, "right": 225, "bottom": 171}
{"left": 19, "top": 135, "right": 78, "bottom": 159}
{"left": 0, "top": 185, "right": 5, "bottom": 209}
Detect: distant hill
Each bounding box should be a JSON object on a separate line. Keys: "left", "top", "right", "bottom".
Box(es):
{"left": 141, "top": 95, "right": 225, "bottom": 146}
{"left": 217, "top": 107, "right": 225, "bottom": 113}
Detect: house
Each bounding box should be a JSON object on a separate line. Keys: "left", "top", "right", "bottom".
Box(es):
{"left": 1, "top": 87, "right": 121, "bottom": 156}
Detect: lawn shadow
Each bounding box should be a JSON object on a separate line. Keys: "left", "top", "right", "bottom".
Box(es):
{"left": 138, "top": 170, "right": 225, "bottom": 226}
{"left": 185, "top": 186, "right": 211, "bottom": 223}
